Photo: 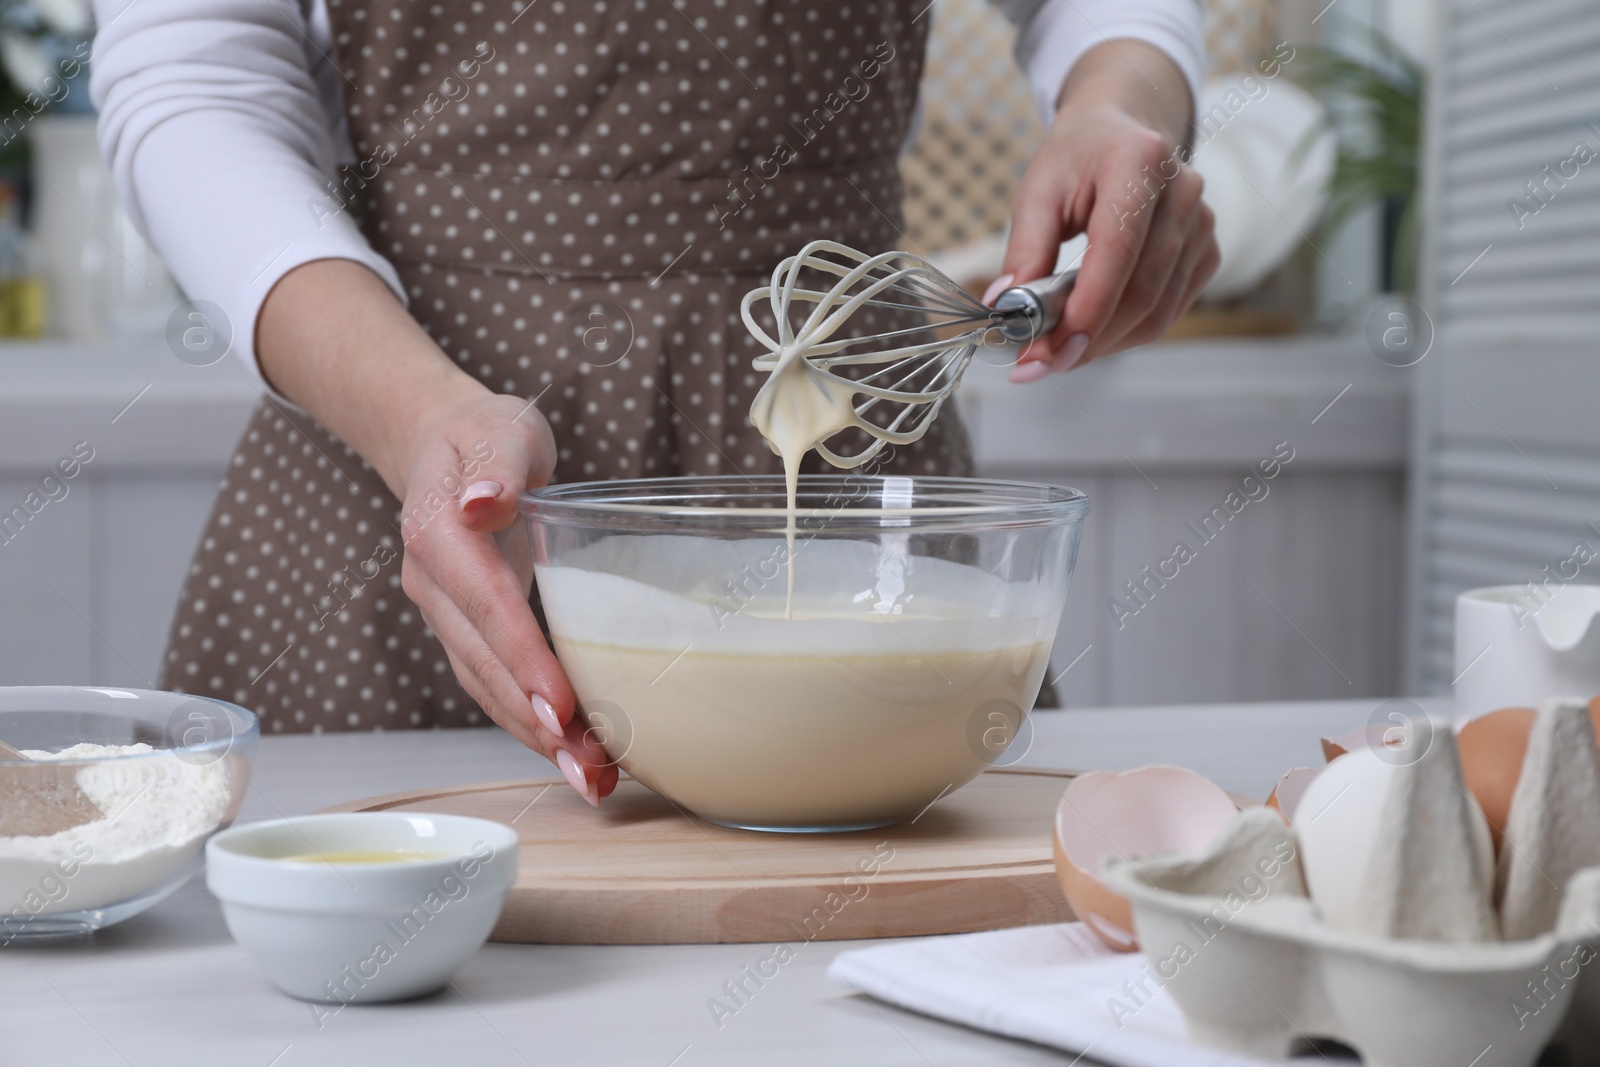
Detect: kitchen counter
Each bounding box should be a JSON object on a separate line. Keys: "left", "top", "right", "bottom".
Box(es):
{"left": 0, "top": 333, "right": 1405, "bottom": 471}
{"left": 0, "top": 696, "right": 1442, "bottom": 1067}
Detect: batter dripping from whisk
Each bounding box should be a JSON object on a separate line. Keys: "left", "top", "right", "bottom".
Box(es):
{"left": 744, "top": 241, "right": 1076, "bottom": 615}
{"left": 747, "top": 343, "right": 856, "bottom": 617}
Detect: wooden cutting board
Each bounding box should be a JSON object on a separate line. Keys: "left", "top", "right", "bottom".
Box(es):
{"left": 323, "top": 767, "right": 1079, "bottom": 944}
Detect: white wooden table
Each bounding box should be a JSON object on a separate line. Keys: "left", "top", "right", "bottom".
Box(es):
{"left": 0, "top": 698, "right": 1441, "bottom": 1066}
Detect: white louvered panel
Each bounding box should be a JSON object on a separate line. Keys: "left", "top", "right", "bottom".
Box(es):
{"left": 1453, "top": 0, "right": 1589, "bottom": 29}
{"left": 1450, "top": 0, "right": 1598, "bottom": 52}
{"left": 1451, "top": 31, "right": 1600, "bottom": 99}
{"left": 1405, "top": 0, "right": 1600, "bottom": 692}
{"left": 1433, "top": 535, "right": 1599, "bottom": 577}
{"left": 1445, "top": 92, "right": 1600, "bottom": 162}
{"left": 1433, "top": 447, "right": 1600, "bottom": 502}
{"left": 1429, "top": 522, "right": 1600, "bottom": 576}
{"left": 1432, "top": 549, "right": 1594, "bottom": 593}
{"left": 1435, "top": 255, "right": 1600, "bottom": 335}
{"left": 1446, "top": 0, "right": 1600, "bottom": 93}
{"left": 1443, "top": 132, "right": 1600, "bottom": 198}
{"left": 1435, "top": 226, "right": 1600, "bottom": 286}
{"left": 1447, "top": 62, "right": 1600, "bottom": 148}
{"left": 1459, "top": 0, "right": 1580, "bottom": 21}
{"left": 1422, "top": 0, "right": 1600, "bottom": 333}
{"left": 1449, "top": 0, "right": 1597, "bottom": 53}
{"left": 1428, "top": 440, "right": 1600, "bottom": 557}
{"left": 1443, "top": 214, "right": 1600, "bottom": 279}
{"left": 1439, "top": 283, "right": 1600, "bottom": 337}
{"left": 1435, "top": 190, "right": 1600, "bottom": 332}
{"left": 1432, "top": 537, "right": 1599, "bottom": 580}
{"left": 1450, "top": 44, "right": 1600, "bottom": 95}
{"left": 1410, "top": 394, "right": 1600, "bottom": 693}
{"left": 1433, "top": 352, "right": 1600, "bottom": 450}
{"left": 1441, "top": 177, "right": 1600, "bottom": 237}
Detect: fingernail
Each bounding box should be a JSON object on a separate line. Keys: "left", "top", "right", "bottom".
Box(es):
{"left": 1052, "top": 333, "right": 1090, "bottom": 373}
{"left": 459, "top": 480, "right": 501, "bottom": 507}
{"left": 531, "top": 693, "right": 563, "bottom": 735}
{"left": 1008, "top": 360, "right": 1050, "bottom": 385}
{"left": 981, "top": 273, "right": 1015, "bottom": 307}
{"left": 556, "top": 748, "right": 593, "bottom": 804}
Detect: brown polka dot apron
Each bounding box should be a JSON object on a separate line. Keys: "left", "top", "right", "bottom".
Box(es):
{"left": 159, "top": 0, "right": 975, "bottom": 733}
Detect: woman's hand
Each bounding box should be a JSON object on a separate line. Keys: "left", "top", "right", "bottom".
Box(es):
{"left": 394, "top": 388, "right": 619, "bottom": 806}
{"left": 998, "top": 40, "right": 1220, "bottom": 381}
{"left": 257, "top": 259, "right": 616, "bottom": 804}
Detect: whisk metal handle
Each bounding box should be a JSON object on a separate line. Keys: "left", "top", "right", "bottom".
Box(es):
{"left": 991, "top": 267, "right": 1080, "bottom": 344}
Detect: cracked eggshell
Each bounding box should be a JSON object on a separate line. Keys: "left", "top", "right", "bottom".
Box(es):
{"left": 1294, "top": 747, "right": 1494, "bottom": 934}
{"left": 1319, "top": 723, "right": 1413, "bottom": 763}
{"left": 1265, "top": 767, "right": 1318, "bottom": 822}
{"left": 1321, "top": 727, "right": 1374, "bottom": 763}
{"left": 1053, "top": 766, "right": 1239, "bottom": 951}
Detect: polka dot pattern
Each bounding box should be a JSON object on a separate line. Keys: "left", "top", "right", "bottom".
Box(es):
{"left": 158, "top": 0, "right": 974, "bottom": 733}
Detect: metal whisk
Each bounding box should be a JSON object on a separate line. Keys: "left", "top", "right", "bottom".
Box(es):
{"left": 740, "top": 240, "right": 1078, "bottom": 468}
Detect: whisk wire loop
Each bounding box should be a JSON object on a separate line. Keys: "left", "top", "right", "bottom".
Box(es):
{"left": 741, "top": 240, "right": 1002, "bottom": 468}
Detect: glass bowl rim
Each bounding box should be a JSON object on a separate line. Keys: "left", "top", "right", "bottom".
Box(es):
{"left": 520, "top": 474, "right": 1089, "bottom": 530}
{"left": 0, "top": 686, "right": 260, "bottom": 767}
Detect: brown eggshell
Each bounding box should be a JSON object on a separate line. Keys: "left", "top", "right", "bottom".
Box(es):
{"left": 1451, "top": 699, "right": 1600, "bottom": 856}
{"left": 1264, "top": 767, "right": 1319, "bottom": 823}
{"left": 1052, "top": 831, "right": 1138, "bottom": 951}
{"left": 1456, "top": 706, "right": 1536, "bottom": 852}
{"left": 1319, "top": 723, "right": 1403, "bottom": 763}
{"left": 1053, "top": 766, "right": 1239, "bottom": 952}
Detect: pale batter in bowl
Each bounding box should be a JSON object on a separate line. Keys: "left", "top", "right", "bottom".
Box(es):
{"left": 523, "top": 480, "right": 1086, "bottom": 830}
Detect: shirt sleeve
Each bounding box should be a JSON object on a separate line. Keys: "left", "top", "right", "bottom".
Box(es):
{"left": 90, "top": 0, "right": 405, "bottom": 395}
{"left": 986, "top": 0, "right": 1206, "bottom": 123}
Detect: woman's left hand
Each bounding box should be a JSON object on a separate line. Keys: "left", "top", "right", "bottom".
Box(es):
{"left": 997, "top": 40, "right": 1220, "bottom": 382}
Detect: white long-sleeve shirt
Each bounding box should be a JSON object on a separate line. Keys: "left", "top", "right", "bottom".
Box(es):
{"left": 90, "top": 0, "right": 1203, "bottom": 389}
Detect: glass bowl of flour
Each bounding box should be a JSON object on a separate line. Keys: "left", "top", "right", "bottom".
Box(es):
{"left": 522, "top": 475, "right": 1087, "bottom": 831}
{"left": 0, "top": 687, "right": 257, "bottom": 938}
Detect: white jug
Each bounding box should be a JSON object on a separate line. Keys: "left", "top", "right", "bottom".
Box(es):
{"left": 1454, "top": 585, "right": 1600, "bottom": 719}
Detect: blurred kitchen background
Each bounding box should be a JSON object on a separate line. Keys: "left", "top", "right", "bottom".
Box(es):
{"left": 0, "top": 0, "right": 1593, "bottom": 710}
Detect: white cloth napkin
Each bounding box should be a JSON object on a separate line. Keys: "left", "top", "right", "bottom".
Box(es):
{"left": 827, "top": 923, "right": 1355, "bottom": 1066}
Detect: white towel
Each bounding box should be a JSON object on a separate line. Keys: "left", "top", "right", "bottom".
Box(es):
{"left": 827, "top": 923, "right": 1355, "bottom": 1066}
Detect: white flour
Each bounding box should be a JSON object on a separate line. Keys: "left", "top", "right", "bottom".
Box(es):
{"left": 0, "top": 743, "right": 234, "bottom": 918}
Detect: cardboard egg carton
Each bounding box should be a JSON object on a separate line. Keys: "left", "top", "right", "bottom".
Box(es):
{"left": 1103, "top": 698, "right": 1600, "bottom": 1067}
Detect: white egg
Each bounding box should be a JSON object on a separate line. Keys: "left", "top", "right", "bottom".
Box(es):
{"left": 1293, "top": 746, "right": 1494, "bottom": 932}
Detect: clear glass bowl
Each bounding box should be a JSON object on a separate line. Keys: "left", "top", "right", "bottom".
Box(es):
{"left": 0, "top": 687, "right": 258, "bottom": 939}
{"left": 521, "top": 475, "right": 1088, "bottom": 831}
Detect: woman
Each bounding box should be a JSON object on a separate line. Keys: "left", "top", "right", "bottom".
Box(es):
{"left": 91, "top": 0, "right": 1216, "bottom": 805}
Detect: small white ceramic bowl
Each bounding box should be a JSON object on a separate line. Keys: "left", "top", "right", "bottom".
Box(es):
{"left": 206, "top": 813, "right": 518, "bottom": 1003}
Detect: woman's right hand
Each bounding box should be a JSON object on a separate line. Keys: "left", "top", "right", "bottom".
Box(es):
{"left": 393, "top": 386, "right": 619, "bottom": 805}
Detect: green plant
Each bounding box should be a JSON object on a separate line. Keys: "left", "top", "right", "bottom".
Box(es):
{"left": 1291, "top": 29, "right": 1425, "bottom": 293}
